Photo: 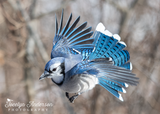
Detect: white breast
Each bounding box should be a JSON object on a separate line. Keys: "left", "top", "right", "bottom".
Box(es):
{"left": 60, "top": 74, "right": 98, "bottom": 93}
{"left": 79, "top": 74, "right": 98, "bottom": 91}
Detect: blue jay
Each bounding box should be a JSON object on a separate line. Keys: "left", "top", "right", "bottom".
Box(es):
{"left": 39, "top": 10, "right": 139, "bottom": 103}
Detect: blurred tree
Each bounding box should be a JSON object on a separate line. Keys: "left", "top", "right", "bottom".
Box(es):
{"left": 0, "top": 0, "right": 160, "bottom": 114}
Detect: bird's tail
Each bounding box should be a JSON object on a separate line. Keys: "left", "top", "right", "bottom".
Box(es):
{"left": 98, "top": 78, "right": 126, "bottom": 101}
{"left": 88, "top": 59, "right": 138, "bottom": 101}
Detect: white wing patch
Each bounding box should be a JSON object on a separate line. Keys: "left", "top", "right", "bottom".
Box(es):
{"left": 96, "top": 23, "right": 105, "bottom": 32}
{"left": 96, "top": 23, "right": 123, "bottom": 41}
{"left": 119, "top": 41, "right": 127, "bottom": 47}
{"left": 113, "top": 34, "right": 121, "bottom": 41}
{"left": 119, "top": 93, "right": 124, "bottom": 101}
{"left": 103, "top": 30, "right": 113, "bottom": 37}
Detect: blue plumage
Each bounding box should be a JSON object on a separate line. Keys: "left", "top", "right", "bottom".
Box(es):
{"left": 40, "top": 10, "right": 138, "bottom": 103}
{"left": 78, "top": 48, "right": 93, "bottom": 60}
{"left": 99, "top": 80, "right": 121, "bottom": 99}
{"left": 88, "top": 31, "right": 129, "bottom": 68}
{"left": 111, "top": 50, "right": 130, "bottom": 66}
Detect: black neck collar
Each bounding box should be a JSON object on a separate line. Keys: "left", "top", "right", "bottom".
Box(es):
{"left": 51, "top": 63, "right": 65, "bottom": 86}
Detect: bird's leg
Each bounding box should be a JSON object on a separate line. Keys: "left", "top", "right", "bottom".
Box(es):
{"left": 65, "top": 92, "right": 70, "bottom": 99}
{"left": 69, "top": 93, "right": 81, "bottom": 103}
{"left": 65, "top": 92, "right": 78, "bottom": 103}
{"left": 69, "top": 94, "right": 78, "bottom": 103}
{"left": 65, "top": 92, "right": 82, "bottom": 103}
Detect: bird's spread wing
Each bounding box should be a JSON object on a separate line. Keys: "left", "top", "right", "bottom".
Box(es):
{"left": 67, "top": 58, "right": 138, "bottom": 85}
{"left": 51, "top": 9, "right": 94, "bottom": 59}
{"left": 88, "top": 23, "right": 130, "bottom": 68}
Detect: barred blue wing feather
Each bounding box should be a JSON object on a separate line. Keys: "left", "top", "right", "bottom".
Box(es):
{"left": 88, "top": 23, "right": 130, "bottom": 68}
{"left": 85, "top": 23, "right": 138, "bottom": 100}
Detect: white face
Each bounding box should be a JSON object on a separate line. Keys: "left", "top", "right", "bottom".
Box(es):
{"left": 47, "top": 64, "right": 63, "bottom": 78}
{"left": 43, "top": 62, "right": 65, "bottom": 84}
{"left": 39, "top": 57, "right": 65, "bottom": 81}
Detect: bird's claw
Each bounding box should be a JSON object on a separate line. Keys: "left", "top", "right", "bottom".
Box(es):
{"left": 65, "top": 92, "right": 79, "bottom": 103}
{"left": 69, "top": 96, "right": 78, "bottom": 103}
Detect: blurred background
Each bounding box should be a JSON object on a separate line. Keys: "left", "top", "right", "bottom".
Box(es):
{"left": 0, "top": 0, "right": 160, "bottom": 114}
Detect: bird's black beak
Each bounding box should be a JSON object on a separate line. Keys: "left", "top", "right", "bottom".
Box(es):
{"left": 39, "top": 72, "right": 49, "bottom": 80}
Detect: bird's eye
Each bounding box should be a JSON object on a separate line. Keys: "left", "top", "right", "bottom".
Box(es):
{"left": 52, "top": 68, "right": 57, "bottom": 71}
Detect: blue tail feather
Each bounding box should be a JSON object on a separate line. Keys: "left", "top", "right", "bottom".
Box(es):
{"left": 98, "top": 78, "right": 123, "bottom": 100}
{"left": 107, "top": 78, "right": 127, "bottom": 88}
{"left": 101, "top": 77, "right": 126, "bottom": 87}
{"left": 99, "top": 78, "right": 119, "bottom": 98}
{"left": 99, "top": 78, "right": 124, "bottom": 92}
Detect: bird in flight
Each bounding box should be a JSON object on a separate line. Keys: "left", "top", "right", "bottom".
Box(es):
{"left": 39, "top": 9, "right": 139, "bottom": 103}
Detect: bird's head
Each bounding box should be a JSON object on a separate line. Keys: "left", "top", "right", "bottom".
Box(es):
{"left": 39, "top": 57, "right": 65, "bottom": 84}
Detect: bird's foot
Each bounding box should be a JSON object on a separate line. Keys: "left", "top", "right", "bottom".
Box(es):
{"left": 65, "top": 92, "right": 79, "bottom": 103}
{"left": 69, "top": 95, "right": 78, "bottom": 103}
